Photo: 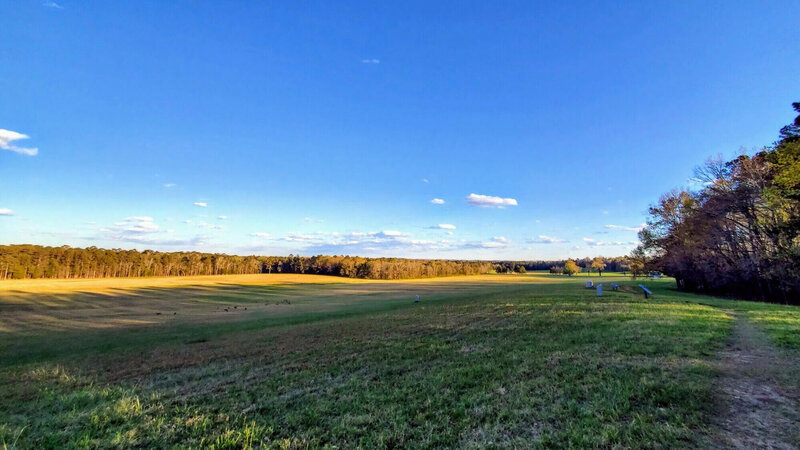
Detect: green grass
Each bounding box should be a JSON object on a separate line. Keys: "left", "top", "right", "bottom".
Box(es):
{"left": 684, "top": 294, "right": 800, "bottom": 350}
{"left": 1, "top": 273, "right": 798, "bottom": 448}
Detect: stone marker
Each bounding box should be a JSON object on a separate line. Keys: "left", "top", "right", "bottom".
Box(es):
{"left": 414, "top": 295, "right": 420, "bottom": 303}
{"left": 596, "top": 284, "right": 602, "bottom": 296}
{"left": 586, "top": 280, "right": 594, "bottom": 288}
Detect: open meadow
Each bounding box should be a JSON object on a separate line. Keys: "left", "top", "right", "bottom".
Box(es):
{"left": 2, "top": 273, "right": 799, "bottom": 448}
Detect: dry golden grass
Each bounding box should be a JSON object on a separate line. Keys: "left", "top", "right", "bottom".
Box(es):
{"left": 0, "top": 273, "right": 560, "bottom": 296}
{"left": 0, "top": 273, "right": 363, "bottom": 295}
{"left": 0, "top": 273, "right": 569, "bottom": 334}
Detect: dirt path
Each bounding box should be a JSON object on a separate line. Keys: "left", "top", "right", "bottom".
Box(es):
{"left": 708, "top": 312, "right": 800, "bottom": 448}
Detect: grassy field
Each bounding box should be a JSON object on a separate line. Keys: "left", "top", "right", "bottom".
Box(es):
{"left": 1, "top": 273, "right": 798, "bottom": 448}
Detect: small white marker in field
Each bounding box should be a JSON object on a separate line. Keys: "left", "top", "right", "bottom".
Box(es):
{"left": 414, "top": 295, "right": 420, "bottom": 303}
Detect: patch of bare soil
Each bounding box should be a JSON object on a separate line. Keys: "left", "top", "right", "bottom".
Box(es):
{"left": 708, "top": 313, "right": 800, "bottom": 449}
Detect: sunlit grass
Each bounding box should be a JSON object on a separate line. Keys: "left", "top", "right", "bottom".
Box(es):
{"left": 0, "top": 273, "right": 797, "bottom": 448}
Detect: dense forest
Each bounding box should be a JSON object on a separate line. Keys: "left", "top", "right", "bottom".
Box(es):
{"left": 494, "top": 257, "right": 632, "bottom": 274}
{"left": 637, "top": 102, "right": 800, "bottom": 304}
{"left": 0, "top": 245, "right": 497, "bottom": 280}
{"left": 0, "top": 244, "right": 630, "bottom": 281}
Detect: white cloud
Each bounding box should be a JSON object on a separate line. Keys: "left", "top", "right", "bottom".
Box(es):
{"left": 0, "top": 129, "right": 38, "bottom": 156}
{"left": 281, "top": 232, "right": 328, "bottom": 242}
{"left": 303, "top": 217, "right": 324, "bottom": 223}
{"left": 42, "top": 1, "right": 63, "bottom": 8}
{"left": 115, "top": 235, "right": 205, "bottom": 246}
{"left": 529, "top": 235, "right": 567, "bottom": 244}
{"left": 218, "top": 215, "right": 228, "bottom": 220}
{"left": 429, "top": 224, "right": 456, "bottom": 230}
{"left": 422, "top": 178, "right": 429, "bottom": 183}
{"left": 0, "top": 208, "right": 13, "bottom": 216}
{"left": 604, "top": 224, "right": 646, "bottom": 232}
{"left": 250, "top": 232, "right": 271, "bottom": 238}
{"left": 430, "top": 198, "right": 445, "bottom": 205}
{"left": 583, "top": 237, "right": 636, "bottom": 247}
{"left": 95, "top": 215, "right": 217, "bottom": 248}
{"left": 183, "top": 219, "right": 193, "bottom": 224}
{"left": 164, "top": 183, "right": 176, "bottom": 188}
{"left": 267, "top": 228, "right": 524, "bottom": 256}
{"left": 193, "top": 202, "right": 208, "bottom": 207}
{"left": 277, "top": 229, "right": 453, "bottom": 255}
{"left": 376, "top": 230, "right": 407, "bottom": 237}
{"left": 197, "top": 221, "right": 223, "bottom": 230}
{"left": 113, "top": 216, "right": 158, "bottom": 233}
{"left": 96, "top": 216, "right": 206, "bottom": 247}
{"left": 465, "top": 193, "right": 518, "bottom": 208}
{"left": 463, "top": 236, "right": 510, "bottom": 249}
{"left": 361, "top": 58, "right": 380, "bottom": 64}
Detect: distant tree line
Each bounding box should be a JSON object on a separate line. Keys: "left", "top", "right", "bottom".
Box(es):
{"left": 495, "top": 256, "right": 632, "bottom": 275}
{"left": 0, "top": 245, "right": 495, "bottom": 280}
{"left": 637, "top": 102, "right": 800, "bottom": 304}
{"left": 0, "top": 244, "right": 644, "bottom": 281}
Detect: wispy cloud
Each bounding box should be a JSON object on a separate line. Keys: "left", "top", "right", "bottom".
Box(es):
{"left": 275, "top": 230, "right": 455, "bottom": 255}
{"left": 303, "top": 217, "right": 324, "bottom": 223}
{"left": 115, "top": 235, "right": 205, "bottom": 246}
{"left": 604, "top": 224, "right": 646, "bottom": 232}
{"left": 429, "top": 224, "right": 456, "bottom": 230}
{"left": 430, "top": 198, "right": 445, "bottom": 205}
{"left": 463, "top": 236, "right": 510, "bottom": 249}
{"left": 0, "top": 208, "right": 14, "bottom": 216}
{"left": 255, "top": 228, "right": 519, "bottom": 256}
{"left": 163, "top": 183, "right": 176, "bottom": 188}
{"left": 422, "top": 178, "right": 429, "bottom": 183}
{"left": 361, "top": 58, "right": 380, "bottom": 64}
{"left": 42, "top": 1, "right": 63, "bottom": 9}
{"left": 583, "top": 237, "right": 636, "bottom": 247}
{"left": 369, "top": 230, "right": 408, "bottom": 238}
{"left": 529, "top": 235, "right": 567, "bottom": 244}
{"left": 250, "top": 232, "right": 271, "bottom": 238}
{"left": 193, "top": 202, "right": 208, "bottom": 208}
{"left": 465, "top": 193, "right": 518, "bottom": 208}
{"left": 100, "top": 216, "right": 159, "bottom": 234}
{"left": 0, "top": 129, "right": 38, "bottom": 156}
{"left": 197, "top": 221, "right": 223, "bottom": 230}
{"left": 281, "top": 232, "right": 330, "bottom": 242}
{"left": 217, "top": 215, "right": 228, "bottom": 220}
{"left": 97, "top": 216, "right": 208, "bottom": 247}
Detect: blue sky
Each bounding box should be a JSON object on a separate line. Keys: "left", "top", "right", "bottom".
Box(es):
{"left": 1, "top": 1, "right": 798, "bottom": 259}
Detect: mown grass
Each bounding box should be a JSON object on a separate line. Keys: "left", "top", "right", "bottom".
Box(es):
{"left": 0, "top": 273, "right": 795, "bottom": 448}
{"left": 636, "top": 277, "right": 800, "bottom": 351}
{"left": 686, "top": 295, "right": 800, "bottom": 350}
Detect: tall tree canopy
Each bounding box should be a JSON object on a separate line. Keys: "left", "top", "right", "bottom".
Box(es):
{"left": 637, "top": 102, "right": 800, "bottom": 304}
